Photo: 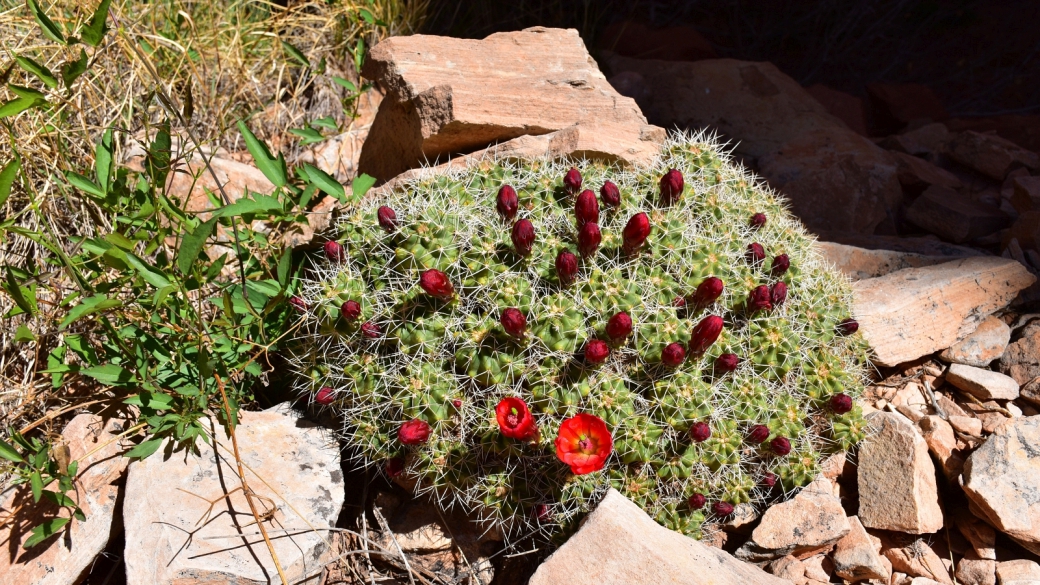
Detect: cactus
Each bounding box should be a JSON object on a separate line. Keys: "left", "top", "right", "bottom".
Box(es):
{"left": 291, "top": 132, "right": 869, "bottom": 541}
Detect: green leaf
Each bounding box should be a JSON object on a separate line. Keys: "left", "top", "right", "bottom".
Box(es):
{"left": 23, "top": 517, "right": 70, "bottom": 549}
{"left": 65, "top": 170, "right": 104, "bottom": 198}
{"left": 358, "top": 8, "right": 376, "bottom": 23}
{"left": 80, "top": 364, "right": 134, "bottom": 385}
{"left": 0, "top": 97, "right": 39, "bottom": 119}
{"left": 281, "top": 40, "right": 309, "bottom": 68}
{"left": 124, "top": 253, "right": 171, "bottom": 288}
{"left": 14, "top": 324, "right": 35, "bottom": 342}
{"left": 0, "top": 157, "right": 20, "bottom": 208}
{"left": 95, "top": 127, "right": 114, "bottom": 194}
{"left": 124, "top": 437, "right": 163, "bottom": 460}
{"left": 15, "top": 55, "right": 58, "bottom": 88}
{"left": 25, "top": 0, "right": 65, "bottom": 44}
{"left": 61, "top": 49, "right": 88, "bottom": 87}
{"left": 351, "top": 173, "right": 377, "bottom": 202}
{"left": 0, "top": 439, "right": 24, "bottom": 463}
{"left": 236, "top": 120, "right": 286, "bottom": 187}
{"left": 80, "top": 0, "right": 111, "bottom": 47}
{"left": 124, "top": 391, "right": 174, "bottom": 410}
{"left": 5, "top": 268, "right": 37, "bottom": 316}
{"left": 216, "top": 194, "right": 283, "bottom": 218}
{"left": 42, "top": 490, "right": 76, "bottom": 507}
{"left": 288, "top": 127, "right": 324, "bottom": 145}
{"left": 103, "top": 231, "right": 134, "bottom": 250}
{"left": 60, "top": 294, "right": 120, "bottom": 329}
{"left": 277, "top": 248, "right": 291, "bottom": 288}
{"left": 311, "top": 116, "right": 337, "bottom": 130}
{"left": 30, "top": 471, "right": 43, "bottom": 503}
{"left": 331, "top": 76, "right": 357, "bottom": 93}
{"left": 8, "top": 84, "right": 46, "bottom": 101}
{"left": 177, "top": 216, "right": 217, "bottom": 274}
{"left": 302, "top": 164, "right": 345, "bottom": 201}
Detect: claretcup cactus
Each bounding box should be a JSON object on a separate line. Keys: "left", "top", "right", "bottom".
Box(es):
{"left": 292, "top": 131, "right": 869, "bottom": 542}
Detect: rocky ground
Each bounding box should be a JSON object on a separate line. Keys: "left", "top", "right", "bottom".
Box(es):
{"left": 3, "top": 25, "right": 1040, "bottom": 585}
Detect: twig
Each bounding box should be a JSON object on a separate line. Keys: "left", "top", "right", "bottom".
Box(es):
{"left": 371, "top": 505, "right": 417, "bottom": 585}
{"left": 433, "top": 503, "right": 482, "bottom": 585}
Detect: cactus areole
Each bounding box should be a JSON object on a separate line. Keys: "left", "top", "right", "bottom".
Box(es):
{"left": 292, "top": 133, "right": 868, "bottom": 543}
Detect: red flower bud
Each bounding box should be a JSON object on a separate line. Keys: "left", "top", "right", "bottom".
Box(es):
{"left": 771, "top": 254, "right": 790, "bottom": 276}
{"left": 497, "top": 185, "right": 519, "bottom": 220}
{"left": 659, "top": 169, "right": 684, "bottom": 205}
{"left": 377, "top": 206, "right": 397, "bottom": 232}
{"left": 830, "top": 393, "right": 853, "bottom": 414}
{"left": 564, "top": 167, "right": 582, "bottom": 194}
{"left": 692, "top": 277, "right": 724, "bottom": 308}
{"left": 584, "top": 339, "right": 610, "bottom": 364}
{"left": 533, "top": 503, "right": 552, "bottom": 523}
{"left": 419, "top": 269, "right": 454, "bottom": 299}
{"left": 750, "top": 212, "right": 767, "bottom": 229}
{"left": 770, "top": 281, "right": 788, "bottom": 308}
{"left": 605, "top": 312, "right": 633, "bottom": 340}
{"left": 690, "top": 421, "right": 711, "bottom": 442}
{"left": 315, "top": 386, "right": 335, "bottom": 405}
{"left": 600, "top": 181, "right": 621, "bottom": 207}
{"left": 713, "top": 501, "right": 735, "bottom": 517}
{"left": 495, "top": 397, "right": 539, "bottom": 441}
{"left": 361, "top": 321, "right": 381, "bottom": 339}
{"left": 689, "top": 315, "right": 723, "bottom": 355}
{"left": 289, "top": 296, "right": 308, "bottom": 313}
{"left": 672, "top": 296, "right": 687, "bottom": 308}
{"left": 747, "top": 424, "right": 770, "bottom": 443}
{"left": 762, "top": 472, "right": 777, "bottom": 488}
{"left": 386, "top": 457, "right": 405, "bottom": 477}
{"left": 512, "top": 219, "right": 536, "bottom": 256}
{"left": 661, "top": 342, "right": 686, "bottom": 367}
{"left": 622, "top": 213, "right": 651, "bottom": 253}
{"left": 771, "top": 436, "right": 792, "bottom": 456}
{"left": 556, "top": 250, "right": 579, "bottom": 285}
{"left": 747, "top": 285, "right": 772, "bottom": 313}
{"left": 837, "top": 318, "right": 859, "bottom": 335}
{"left": 714, "top": 353, "right": 739, "bottom": 373}
{"left": 576, "top": 189, "right": 600, "bottom": 225}
{"left": 747, "top": 242, "right": 765, "bottom": 265}
{"left": 398, "top": 419, "right": 431, "bottom": 445}
{"left": 341, "top": 300, "right": 362, "bottom": 321}
{"left": 578, "top": 222, "right": 602, "bottom": 258}
{"left": 452, "top": 398, "right": 463, "bottom": 409}
{"left": 324, "top": 240, "right": 345, "bottom": 263}
{"left": 501, "top": 308, "right": 527, "bottom": 339}
{"left": 688, "top": 493, "right": 707, "bottom": 510}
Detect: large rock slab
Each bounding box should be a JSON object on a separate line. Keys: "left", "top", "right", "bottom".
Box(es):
{"left": 0, "top": 415, "right": 128, "bottom": 585}
{"left": 123, "top": 405, "right": 344, "bottom": 585}
{"left": 816, "top": 241, "right": 970, "bottom": 281}
{"left": 358, "top": 27, "right": 662, "bottom": 181}
{"left": 529, "top": 489, "right": 793, "bottom": 585}
{"left": 946, "top": 364, "right": 1020, "bottom": 401}
{"left": 882, "top": 538, "right": 953, "bottom": 585}
{"left": 891, "top": 151, "right": 963, "bottom": 192}
{"left": 852, "top": 257, "right": 1036, "bottom": 367}
{"left": 736, "top": 478, "right": 850, "bottom": 561}
{"left": 831, "top": 516, "right": 890, "bottom": 582}
{"left": 996, "top": 560, "right": 1040, "bottom": 585}
{"left": 961, "top": 416, "right": 1040, "bottom": 556}
{"left": 945, "top": 130, "right": 1040, "bottom": 180}
{"left": 599, "top": 21, "right": 716, "bottom": 62}
{"left": 999, "top": 320, "right": 1040, "bottom": 385}
{"left": 939, "top": 315, "right": 1011, "bottom": 367}
{"left": 805, "top": 84, "right": 869, "bottom": 136}
{"left": 758, "top": 126, "right": 904, "bottom": 234}
{"left": 858, "top": 412, "right": 944, "bottom": 534}
{"left": 905, "top": 185, "right": 1010, "bottom": 244}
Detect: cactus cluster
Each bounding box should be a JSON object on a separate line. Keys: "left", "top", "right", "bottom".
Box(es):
{"left": 291, "top": 132, "right": 869, "bottom": 541}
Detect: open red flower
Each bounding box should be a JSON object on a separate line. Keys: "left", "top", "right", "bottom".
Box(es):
{"left": 398, "top": 419, "right": 432, "bottom": 445}
{"left": 555, "top": 413, "right": 613, "bottom": 475}
{"left": 495, "top": 397, "right": 539, "bottom": 441}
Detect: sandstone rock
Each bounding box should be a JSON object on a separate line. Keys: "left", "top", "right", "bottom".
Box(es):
{"left": 816, "top": 241, "right": 971, "bottom": 281}
{"left": 604, "top": 55, "right": 845, "bottom": 158}
{"left": 769, "top": 555, "right": 808, "bottom": 585}
{"left": 905, "top": 185, "right": 1010, "bottom": 244}
{"left": 858, "top": 412, "right": 944, "bottom": 534}
{"left": 946, "top": 115, "right": 1040, "bottom": 154}
{"left": 600, "top": 21, "right": 716, "bottom": 62}
{"left": 529, "top": 489, "right": 792, "bottom": 585}
{"left": 802, "top": 555, "right": 831, "bottom": 582}
{"left": 945, "top": 130, "right": 1040, "bottom": 181}
{"left": 866, "top": 83, "right": 949, "bottom": 134}
{"left": 918, "top": 415, "right": 963, "bottom": 479}
{"left": 996, "top": 559, "right": 1040, "bottom": 585}
{"left": 123, "top": 405, "right": 344, "bottom": 585}
{"left": 961, "top": 416, "right": 1040, "bottom": 556}
{"left": 736, "top": 478, "right": 850, "bottom": 561}
{"left": 609, "top": 71, "right": 653, "bottom": 111}
{"left": 940, "top": 316, "right": 1012, "bottom": 367}
{"left": 892, "top": 151, "right": 963, "bottom": 192}
{"left": 832, "top": 516, "right": 891, "bottom": 582}
{"left": 1022, "top": 377, "right": 1040, "bottom": 408}
{"left": 0, "top": 415, "right": 128, "bottom": 585}
{"left": 947, "top": 364, "right": 1020, "bottom": 401}
{"left": 358, "top": 28, "right": 661, "bottom": 181}
{"left": 911, "top": 578, "right": 945, "bottom": 585}
{"left": 805, "top": 84, "right": 869, "bottom": 136}
{"left": 949, "top": 415, "right": 984, "bottom": 437}
{"left": 1011, "top": 176, "right": 1040, "bottom": 214}
{"left": 883, "top": 539, "right": 954, "bottom": 585}
{"left": 1004, "top": 211, "right": 1040, "bottom": 252}
{"left": 852, "top": 257, "right": 1036, "bottom": 367}
{"left": 817, "top": 232, "right": 985, "bottom": 257}
{"left": 1000, "top": 321, "right": 1040, "bottom": 386}
{"left": 956, "top": 551, "right": 996, "bottom": 585}
{"left": 882, "top": 122, "right": 951, "bottom": 157}
{"left": 954, "top": 510, "right": 997, "bottom": 560}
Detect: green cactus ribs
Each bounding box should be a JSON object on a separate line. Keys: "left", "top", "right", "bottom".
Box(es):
{"left": 290, "top": 131, "right": 869, "bottom": 542}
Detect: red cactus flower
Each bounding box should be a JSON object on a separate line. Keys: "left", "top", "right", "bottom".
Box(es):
{"left": 289, "top": 296, "right": 308, "bottom": 313}
{"left": 837, "top": 318, "right": 859, "bottom": 335}
{"left": 771, "top": 436, "right": 792, "bottom": 456}
{"left": 715, "top": 353, "right": 739, "bottom": 373}
{"left": 747, "top": 424, "right": 770, "bottom": 443}
{"left": 689, "top": 315, "right": 723, "bottom": 355}
{"left": 600, "top": 181, "right": 621, "bottom": 207}
{"left": 399, "top": 419, "right": 432, "bottom": 445}
{"left": 497, "top": 185, "right": 519, "bottom": 220}
{"left": 419, "top": 269, "right": 454, "bottom": 299}
{"left": 386, "top": 457, "right": 405, "bottom": 477}
{"left": 324, "top": 240, "right": 345, "bottom": 263}
{"left": 315, "top": 386, "right": 335, "bottom": 405}
{"left": 575, "top": 189, "right": 600, "bottom": 226}
{"left": 692, "top": 276, "right": 724, "bottom": 308}
{"left": 770, "top": 281, "right": 788, "bottom": 308}
{"left": 512, "top": 218, "right": 536, "bottom": 256}
{"left": 341, "top": 300, "right": 362, "bottom": 321}
{"left": 713, "top": 501, "right": 735, "bottom": 517}
{"left": 556, "top": 250, "right": 579, "bottom": 285}
{"left": 605, "top": 312, "right": 633, "bottom": 340}
{"left": 659, "top": 169, "right": 684, "bottom": 205}
{"left": 750, "top": 212, "right": 767, "bottom": 229}
{"left": 690, "top": 421, "right": 711, "bottom": 442}
{"left": 746, "top": 242, "right": 765, "bottom": 265}
{"left": 501, "top": 308, "right": 527, "bottom": 339}
{"left": 673, "top": 296, "right": 687, "bottom": 308}
{"left": 584, "top": 339, "right": 611, "bottom": 364}
{"left": 661, "top": 342, "right": 686, "bottom": 367}
{"left": 495, "top": 397, "right": 539, "bottom": 441}
{"left": 554, "top": 413, "right": 612, "bottom": 475}
{"left": 747, "top": 285, "right": 772, "bottom": 313}
{"left": 564, "top": 167, "right": 582, "bottom": 194}
{"left": 622, "top": 212, "right": 651, "bottom": 253}
{"left": 830, "top": 393, "right": 853, "bottom": 414}
{"left": 377, "top": 206, "right": 397, "bottom": 232}
{"left": 688, "top": 493, "right": 707, "bottom": 510}
{"left": 361, "top": 321, "right": 381, "bottom": 339}
{"left": 578, "top": 222, "right": 602, "bottom": 257}
{"left": 762, "top": 472, "right": 777, "bottom": 488}
{"left": 771, "top": 254, "right": 790, "bottom": 276}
